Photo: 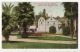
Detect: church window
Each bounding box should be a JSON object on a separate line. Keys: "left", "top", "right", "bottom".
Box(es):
{"left": 40, "top": 19, "right": 41, "bottom": 21}
{"left": 58, "top": 24, "right": 61, "bottom": 30}
{"left": 48, "top": 22, "right": 49, "bottom": 24}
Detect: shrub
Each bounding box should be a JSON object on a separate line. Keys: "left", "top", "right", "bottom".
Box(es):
{"left": 49, "top": 26, "right": 56, "bottom": 34}
{"left": 21, "top": 32, "right": 28, "bottom": 38}
{"left": 63, "top": 26, "right": 70, "bottom": 36}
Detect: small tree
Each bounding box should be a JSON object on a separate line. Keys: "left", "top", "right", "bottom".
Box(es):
{"left": 63, "top": 26, "right": 70, "bottom": 36}
{"left": 49, "top": 26, "right": 56, "bottom": 34}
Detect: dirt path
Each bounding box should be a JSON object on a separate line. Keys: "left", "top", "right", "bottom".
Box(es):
{"left": 2, "top": 36, "right": 76, "bottom": 44}
{"left": 55, "top": 35, "right": 76, "bottom": 39}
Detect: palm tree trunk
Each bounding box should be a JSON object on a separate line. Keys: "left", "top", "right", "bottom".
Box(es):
{"left": 70, "top": 19, "right": 74, "bottom": 39}
{"left": 3, "top": 32, "right": 9, "bottom": 42}
{"left": 5, "top": 37, "right": 9, "bottom": 42}
{"left": 68, "top": 18, "right": 70, "bottom": 26}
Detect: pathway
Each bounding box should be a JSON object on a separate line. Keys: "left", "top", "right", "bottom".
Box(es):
{"left": 2, "top": 36, "right": 76, "bottom": 44}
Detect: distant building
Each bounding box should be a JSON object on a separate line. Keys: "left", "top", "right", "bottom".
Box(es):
{"left": 36, "top": 17, "right": 62, "bottom": 34}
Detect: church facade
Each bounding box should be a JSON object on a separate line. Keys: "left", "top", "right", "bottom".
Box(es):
{"left": 37, "top": 17, "right": 62, "bottom": 34}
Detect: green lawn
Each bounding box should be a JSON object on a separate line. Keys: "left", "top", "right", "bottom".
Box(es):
{"left": 17, "top": 35, "right": 76, "bottom": 41}
{"left": 2, "top": 41, "right": 78, "bottom": 49}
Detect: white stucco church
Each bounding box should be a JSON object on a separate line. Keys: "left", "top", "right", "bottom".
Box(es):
{"left": 36, "top": 17, "right": 62, "bottom": 34}
{"left": 29, "top": 16, "right": 62, "bottom": 34}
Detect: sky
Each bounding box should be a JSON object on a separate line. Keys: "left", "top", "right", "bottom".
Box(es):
{"left": 31, "top": 2, "right": 65, "bottom": 17}
{"left": 2, "top": 2, "right": 65, "bottom": 17}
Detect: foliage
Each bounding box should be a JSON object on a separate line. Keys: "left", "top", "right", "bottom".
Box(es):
{"left": 38, "top": 9, "right": 46, "bottom": 19}
{"left": 60, "top": 23, "right": 70, "bottom": 36}
{"left": 2, "top": 3, "right": 14, "bottom": 15}
{"left": 56, "top": 16, "right": 60, "bottom": 20}
{"left": 63, "top": 26, "right": 70, "bottom": 36}
{"left": 42, "top": 9, "right": 46, "bottom": 18}
{"left": 38, "top": 11, "right": 43, "bottom": 17}
{"left": 15, "top": 2, "right": 34, "bottom": 25}
{"left": 59, "top": 23, "right": 65, "bottom": 29}
{"left": 62, "top": 2, "right": 78, "bottom": 18}
{"left": 2, "top": 3, "right": 14, "bottom": 30}
{"left": 49, "top": 26, "right": 56, "bottom": 34}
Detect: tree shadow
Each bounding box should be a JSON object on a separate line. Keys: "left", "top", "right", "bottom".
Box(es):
{"left": 2, "top": 41, "right": 23, "bottom": 43}
{"left": 27, "top": 36, "right": 44, "bottom": 39}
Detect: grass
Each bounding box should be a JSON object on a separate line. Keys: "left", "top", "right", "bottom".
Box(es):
{"left": 17, "top": 35, "right": 76, "bottom": 41}
{"left": 2, "top": 41, "right": 78, "bottom": 49}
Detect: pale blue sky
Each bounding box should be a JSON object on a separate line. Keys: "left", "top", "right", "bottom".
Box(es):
{"left": 2, "top": 2, "right": 65, "bottom": 17}
{"left": 31, "top": 2, "right": 65, "bottom": 17}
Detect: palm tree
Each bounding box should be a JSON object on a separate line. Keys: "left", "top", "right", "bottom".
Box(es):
{"left": 2, "top": 3, "right": 17, "bottom": 42}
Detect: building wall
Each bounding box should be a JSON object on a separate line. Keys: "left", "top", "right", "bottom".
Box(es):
{"left": 37, "top": 17, "right": 46, "bottom": 32}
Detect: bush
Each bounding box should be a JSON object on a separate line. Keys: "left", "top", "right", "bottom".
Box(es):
{"left": 49, "top": 26, "right": 56, "bottom": 34}
{"left": 63, "top": 26, "right": 70, "bottom": 36}
{"left": 21, "top": 32, "right": 28, "bottom": 38}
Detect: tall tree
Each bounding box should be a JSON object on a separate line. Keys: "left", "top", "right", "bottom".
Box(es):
{"left": 62, "top": 2, "right": 78, "bottom": 44}
{"left": 42, "top": 9, "right": 46, "bottom": 19}
{"left": 15, "top": 2, "right": 34, "bottom": 38}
